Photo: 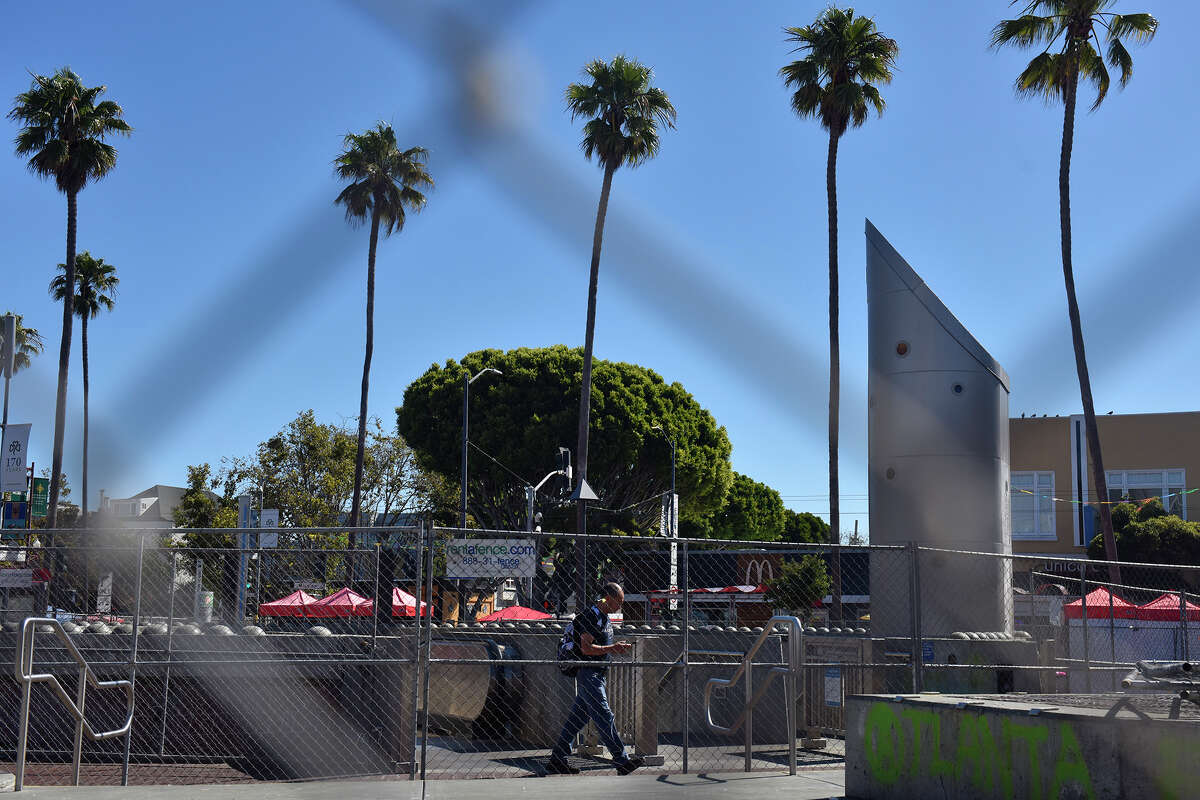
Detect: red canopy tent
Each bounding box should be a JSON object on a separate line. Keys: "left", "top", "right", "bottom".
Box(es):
{"left": 258, "top": 590, "right": 319, "bottom": 617}
{"left": 392, "top": 587, "right": 430, "bottom": 618}
{"left": 309, "top": 587, "right": 374, "bottom": 618}
{"left": 478, "top": 605, "right": 553, "bottom": 622}
{"left": 1137, "top": 593, "right": 1200, "bottom": 622}
{"left": 1063, "top": 587, "right": 1137, "bottom": 619}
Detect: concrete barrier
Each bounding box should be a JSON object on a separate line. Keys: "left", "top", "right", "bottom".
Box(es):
{"left": 845, "top": 693, "right": 1200, "bottom": 799}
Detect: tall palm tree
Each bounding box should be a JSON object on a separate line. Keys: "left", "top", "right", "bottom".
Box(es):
{"left": 334, "top": 122, "right": 432, "bottom": 538}
{"left": 565, "top": 55, "right": 675, "bottom": 602}
{"left": 993, "top": 1, "right": 1156, "bottom": 577}
{"left": 1, "top": 312, "right": 45, "bottom": 436}
{"left": 781, "top": 8, "right": 897, "bottom": 618}
{"left": 8, "top": 68, "right": 130, "bottom": 526}
{"left": 50, "top": 252, "right": 118, "bottom": 525}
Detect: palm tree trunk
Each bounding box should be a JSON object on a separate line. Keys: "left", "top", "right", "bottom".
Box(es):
{"left": 48, "top": 189, "right": 77, "bottom": 530}
{"left": 81, "top": 313, "right": 89, "bottom": 526}
{"left": 350, "top": 207, "right": 381, "bottom": 542}
{"left": 826, "top": 131, "right": 843, "bottom": 623}
{"left": 574, "top": 161, "right": 616, "bottom": 608}
{"left": 1059, "top": 70, "right": 1119, "bottom": 585}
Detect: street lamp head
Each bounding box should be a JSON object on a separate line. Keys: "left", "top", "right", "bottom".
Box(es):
{"left": 469, "top": 367, "right": 503, "bottom": 384}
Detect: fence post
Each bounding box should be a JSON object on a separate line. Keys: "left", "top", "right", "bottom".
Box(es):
{"left": 121, "top": 533, "right": 145, "bottom": 786}
{"left": 419, "top": 518, "right": 436, "bottom": 780}
{"left": 158, "top": 550, "right": 178, "bottom": 755}
{"left": 408, "top": 521, "right": 425, "bottom": 781}
{"left": 908, "top": 542, "right": 923, "bottom": 693}
{"left": 1181, "top": 586, "right": 1190, "bottom": 663}
{"left": 1108, "top": 587, "right": 1116, "bottom": 691}
{"left": 681, "top": 541, "right": 690, "bottom": 774}
{"left": 743, "top": 658, "right": 753, "bottom": 772}
{"left": 1079, "top": 561, "right": 1092, "bottom": 693}
{"left": 372, "top": 543, "right": 381, "bottom": 651}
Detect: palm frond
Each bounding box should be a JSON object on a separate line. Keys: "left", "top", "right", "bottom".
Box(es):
{"left": 1078, "top": 41, "right": 1111, "bottom": 110}
{"left": 991, "top": 14, "right": 1061, "bottom": 48}
{"left": 333, "top": 122, "right": 433, "bottom": 238}
{"left": 564, "top": 55, "right": 675, "bottom": 171}
{"left": 1107, "top": 12, "right": 1157, "bottom": 42}
{"left": 1105, "top": 36, "right": 1133, "bottom": 87}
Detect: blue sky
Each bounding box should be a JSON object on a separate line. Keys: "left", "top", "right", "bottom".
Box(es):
{"left": 1, "top": 0, "right": 1197, "bottom": 534}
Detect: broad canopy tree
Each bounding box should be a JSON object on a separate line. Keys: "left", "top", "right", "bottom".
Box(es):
{"left": 396, "top": 346, "right": 733, "bottom": 536}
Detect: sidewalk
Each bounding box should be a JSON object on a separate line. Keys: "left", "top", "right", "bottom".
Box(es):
{"left": 16, "top": 770, "right": 846, "bottom": 799}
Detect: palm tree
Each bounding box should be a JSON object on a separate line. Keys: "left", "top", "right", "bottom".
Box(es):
{"left": 1, "top": 312, "right": 45, "bottom": 436}
{"left": 50, "top": 252, "right": 118, "bottom": 525}
{"left": 993, "top": 1, "right": 1156, "bottom": 577}
{"left": 8, "top": 68, "right": 130, "bottom": 526}
{"left": 565, "top": 55, "right": 675, "bottom": 602}
{"left": 781, "top": 8, "right": 897, "bottom": 618}
{"left": 334, "top": 123, "right": 432, "bottom": 537}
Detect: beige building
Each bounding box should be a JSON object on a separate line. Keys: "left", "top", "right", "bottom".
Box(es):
{"left": 1009, "top": 411, "right": 1196, "bottom": 556}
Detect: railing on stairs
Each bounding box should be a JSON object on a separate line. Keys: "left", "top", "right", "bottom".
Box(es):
{"left": 13, "top": 617, "right": 136, "bottom": 791}
{"left": 704, "top": 615, "right": 804, "bottom": 774}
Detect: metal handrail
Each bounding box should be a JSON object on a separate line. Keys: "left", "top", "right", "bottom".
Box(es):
{"left": 703, "top": 615, "right": 803, "bottom": 774}
{"left": 14, "top": 617, "right": 136, "bottom": 791}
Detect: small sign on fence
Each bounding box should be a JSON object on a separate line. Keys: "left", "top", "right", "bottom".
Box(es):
{"left": 0, "top": 568, "right": 32, "bottom": 588}
{"left": 445, "top": 538, "right": 536, "bottom": 579}
{"left": 96, "top": 572, "right": 113, "bottom": 614}
{"left": 824, "top": 667, "right": 843, "bottom": 707}
{"left": 30, "top": 477, "right": 48, "bottom": 518}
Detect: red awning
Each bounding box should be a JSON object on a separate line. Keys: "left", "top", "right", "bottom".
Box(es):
{"left": 258, "top": 590, "right": 319, "bottom": 617}
{"left": 1137, "top": 593, "right": 1200, "bottom": 622}
{"left": 309, "top": 587, "right": 374, "bottom": 618}
{"left": 648, "top": 585, "right": 767, "bottom": 596}
{"left": 1064, "top": 587, "right": 1137, "bottom": 619}
{"left": 478, "top": 605, "right": 553, "bottom": 622}
{"left": 392, "top": 587, "right": 430, "bottom": 618}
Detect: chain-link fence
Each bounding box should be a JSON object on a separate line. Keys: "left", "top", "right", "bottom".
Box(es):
{"left": 4, "top": 526, "right": 1199, "bottom": 785}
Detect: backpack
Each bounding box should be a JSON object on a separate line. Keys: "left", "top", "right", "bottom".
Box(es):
{"left": 556, "top": 617, "right": 582, "bottom": 677}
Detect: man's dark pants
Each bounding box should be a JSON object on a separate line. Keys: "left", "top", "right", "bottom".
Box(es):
{"left": 551, "top": 667, "right": 628, "bottom": 763}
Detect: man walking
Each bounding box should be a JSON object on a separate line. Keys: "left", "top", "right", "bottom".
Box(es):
{"left": 547, "top": 582, "right": 644, "bottom": 775}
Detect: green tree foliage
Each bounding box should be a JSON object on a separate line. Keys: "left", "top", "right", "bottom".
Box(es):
{"left": 50, "top": 251, "right": 118, "bottom": 521}
{"left": 0, "top": 312, "right": 45, "bottom": 374}
{"left": 783, "top": 509, "right": 830, "bottom": 544}
{"left": 765, "top": 556, "right": 832, "bottom": 621}
{"left": 173, "top": 463, "right": 235, "bottom": 547}
{"left": 1088, "top": 499, "right": 1200, "bottom": 565}
{"left": 9, "top": 67, "right": 131, "bottom": 526}
{"left": 396, "top": 346, "right": 732, "bottom": 534}
{"left": 709, "top": 472, "right": 786, "bottom": 541}
{"left": 992, "top": 2, "right": 1157, "bottom": 573}
{"left": 781, "top": 9, "right": 898, "bottom": 551}
{"left": 333, "top": 123, "right": 432, "bottom": 531}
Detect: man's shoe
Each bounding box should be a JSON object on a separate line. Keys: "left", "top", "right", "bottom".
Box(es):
{"left": 615, "top": 756, "right": 645, "bottom": 775}
{"left": 546, "top": 757, "right": 580, "bottom": 775}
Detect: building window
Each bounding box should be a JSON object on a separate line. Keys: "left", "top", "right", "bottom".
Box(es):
{"left": 1107, "top": 469, "right": 1187, "bottom": 519}
{"left": 1011, "top": 471, "right": 1056, "bottom": 540}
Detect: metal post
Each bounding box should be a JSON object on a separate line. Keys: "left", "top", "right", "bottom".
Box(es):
{"left": 1108, "top": 587, "right": 1116, "bottom": 691}
{"left": 372, "top": 543, "right": 381, "bottom": 651}
{"left": 743, "top": 659, "right": 753, "bottom": 772}
{"left": 682, "top": 541, "right": 690, "bottom": 774}
{"left": 15, "top": 631, "right": 32, "bottom": 791}
{"left": 525, "top": 486, "right": 535, "bottom": 603}
{"left": 460, "top": 374, "right": 469, "bottom": 529}
{"left": 786, "top": 624, "right": 799, "bottom": 776}
{"left": 158, "top": 551, "right": 178, "bottom": 755}
{"left": 419, "top": 520, "right": 435, "bottom": 780}
{"left": 908, "top": 542, "right": 924, "bottom": 693}
{"left": 1181, "top": 587, "right": 1190, "bottom": 663}
{"left": 408, "top": 521, "right": 425, "bottom": 781}
{"left": 121, "top": 534, "right": 145, "bottom": 786}
{"left": 71, "top": 655, "right": 87, "bottom": 785}
{"left": 1079, "top": 561, "right": 1092, "bottom": 694}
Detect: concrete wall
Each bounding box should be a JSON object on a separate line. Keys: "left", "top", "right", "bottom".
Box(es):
{"left": 846, "top": 693, "right": 1200, "bottom": 800}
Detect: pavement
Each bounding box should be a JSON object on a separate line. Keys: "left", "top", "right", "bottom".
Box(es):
{"left": 13, "top": 770, "right": 847, "bottom": 799}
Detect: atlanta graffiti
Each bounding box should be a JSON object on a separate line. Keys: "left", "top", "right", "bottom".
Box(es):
{"left": 863, "top": 702, "right": 1094, "bottom": 800}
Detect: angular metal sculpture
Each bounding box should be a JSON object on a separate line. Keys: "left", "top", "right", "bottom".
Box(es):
{"left": 866, "top": 220, "right": 1013, "bottom": 638}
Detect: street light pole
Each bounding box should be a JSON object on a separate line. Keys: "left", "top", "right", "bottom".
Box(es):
{"left": 461, "top": 368, "right": 501, "bottom": 529}
{"left": 652, "top": 425, "right": 679, "bottom": 619}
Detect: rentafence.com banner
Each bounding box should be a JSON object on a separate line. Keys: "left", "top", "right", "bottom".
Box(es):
{"left": 1, "top": 424, "right": 30, "bottom": 493}
{"left": 445, "top": 538, "right": 536, "bottom": 579}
